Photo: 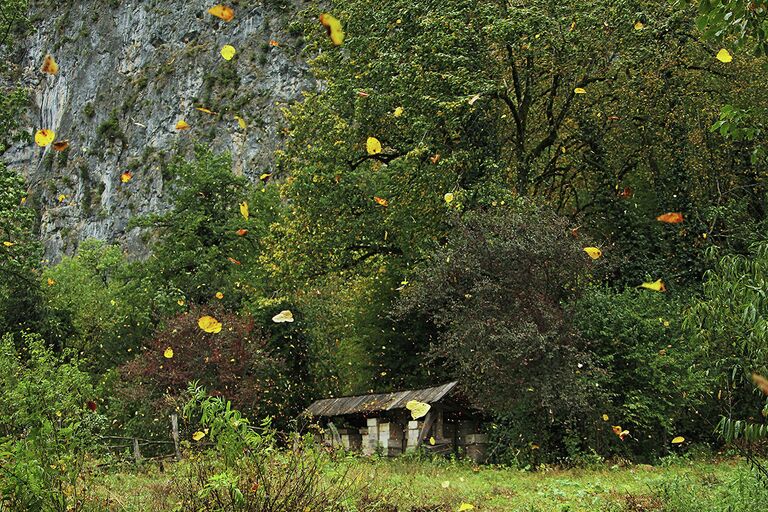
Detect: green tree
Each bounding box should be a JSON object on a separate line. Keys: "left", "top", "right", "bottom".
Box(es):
{"left": 394, "top": 202, "right": 597, "bottom": 458}
{"left": 695, "top": 0, "right": 768, "bottom": 53}
{"left": 41, "top": 239, "right": 155, "bottom": 367}
{"left": 686, "top": 243, "right": 768, "bottom": 424}
{"left": 0, "top": 163, "right": 44, "bottom": 336}
{"left": 278, "top": 0, "right": 760, "bottom": 278}
{"left": 134, "top": 147, "right": 282, "bottom": 307}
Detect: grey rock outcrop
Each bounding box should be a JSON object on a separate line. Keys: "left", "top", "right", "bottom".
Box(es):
{"left": 6, "top": 0, "right": 314, "bottom": 261}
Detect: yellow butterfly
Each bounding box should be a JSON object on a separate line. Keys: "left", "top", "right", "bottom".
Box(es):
{"left": 406, "top": 400, "right": 431, "bottom": 420}
{"left": 220, "top": 45, "right": 236, "bottom": 61}
{"left": 583, "top": 247, "right": 602, "bottom": 260}
{"left": 366, "top": 137, "right": 382, "bottom": 155}
{"left": 640, "top": 279, "right": 666, "bottom": 292}
{"left": 319, "top": 13, "right": 344, "bottom": 45}
{"left": 272, "top": 310, "right": 295, "bottom": 323}
{"left": 198, "top": 315, "right": 223, "bottom": 333}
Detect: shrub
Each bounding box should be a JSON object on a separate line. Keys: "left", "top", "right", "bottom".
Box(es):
{"left": 0, "top": 332, "right": 105, "bottom": 511}
{"left": 173, "top": 384, "right": 383, "bottom": 512}
{"left": 574, "top": 287, "right": 712, "bottom": 460}
{"left": 394, "top": 201, "right": 599, "bottom": 461}
{"left": 113, "top": 307, "right": 293, "bottom": 442}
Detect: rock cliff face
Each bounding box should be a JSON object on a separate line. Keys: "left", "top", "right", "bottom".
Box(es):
{"left": 6, "top": 0, "right": 313, "bottom": 261}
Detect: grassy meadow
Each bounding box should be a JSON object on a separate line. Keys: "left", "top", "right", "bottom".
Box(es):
{"left": 91, "top": 456, "right": 766, "bottom": 512}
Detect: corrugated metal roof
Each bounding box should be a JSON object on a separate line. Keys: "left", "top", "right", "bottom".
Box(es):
{"left": 305, "top": 381, "right": 459, "bottom": 417}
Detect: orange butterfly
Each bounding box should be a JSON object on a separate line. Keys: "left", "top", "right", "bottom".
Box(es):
{"left": 656, "top": 212, "right": 684, "bottom": 224}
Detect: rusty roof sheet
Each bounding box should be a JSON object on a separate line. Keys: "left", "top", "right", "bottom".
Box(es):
{"left": 304, "top": 381, "right": 459, "bottom": 417}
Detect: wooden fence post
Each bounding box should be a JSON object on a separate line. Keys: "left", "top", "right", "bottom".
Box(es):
{"left": 132, "top": 438, "right": 142, "bottom": 464}
{"left": 171, "top": 413, "right": 181, "bottom": 460}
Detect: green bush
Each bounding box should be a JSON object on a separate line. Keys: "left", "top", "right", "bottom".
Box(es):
{"left": 574, "top": 287, "right": 712, "bottom": 461}
{"left": 173, "top": 384, "right": 382, "bottom": 511}
{"left": 0, "top": 332, "right": 104, "bottom": 511}
{"left": 395, "top": 201, "right": 599, "bottom": 462}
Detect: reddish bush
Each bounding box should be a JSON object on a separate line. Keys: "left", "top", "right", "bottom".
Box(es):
{"left": 115, "top": 306, "right": 292, "bottom": 429}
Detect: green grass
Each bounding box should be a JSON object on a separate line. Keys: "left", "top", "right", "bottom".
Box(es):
{"left": 347, "top": 457, "right": 750, "bottom": 511}
{"left": 90, "top": 456, "right": 767, "bottom": 511}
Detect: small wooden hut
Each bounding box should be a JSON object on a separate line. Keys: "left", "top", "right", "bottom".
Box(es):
{"left": 304, "top": 381, "right": 488, "bottom": 462}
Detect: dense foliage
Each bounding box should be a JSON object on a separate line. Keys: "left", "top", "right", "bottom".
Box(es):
{"left": 2, "top": 2, "right": 768, "bottom": 503}
{"left": 395, "top": 203, "right": 597, "bottom": 455}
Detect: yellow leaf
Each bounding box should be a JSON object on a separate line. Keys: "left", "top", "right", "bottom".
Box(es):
{"left": 198, "top": 315, "right": 223, "bottom": 333}
{"left": 319, "top": 13, "right": 344, "bottom": 46}
{"left": 583, "top": 247, "right": 602, "bottom": 260}
{"left": 208, "top": 5, "right": 234, "bottom": 22}
{"left": 120, "top": 171, "right": 133, "bottom": 183}
{"left": 574, "top": 87, "right": 586, "bottom": 94}
{"left": 3, "top": 241, "right": 14, "bottom": 247}
{"left": 634, "top": 21, "right": 645, "bottom": 30}
{"left": 366, "top": 137, "right": 382, "bottom": 155}
{"left": 716, "top": 48, "right": 732, "bottom": 63}
{"left": 41, "top": 54, "right": 59, "bottom": 75}
{"left": 405, "top": 400, "right": 431, "bottom": 420}
{"left": 272, "top": 310, "right": 294, "bottom": 323}
{"left": 602, "top": 414, "right": 609, "bottom": 421}
{"left": 177, "top": 299, "right": 185, "bottom": 306}
{"left": 192, "top": 430, "right": 206, "bottom": 441}
{"left": 215, "top": 292, "right": 224, "bottom": 299}
{"left": 393, "top": 106, "right": 404, "bottom": 117}
{"left": 671, "top": 436, "right": 685, "bottom": 444}
{"left": 444, "top": 192, "right": 454, "bottom": 204}
{"left": 235, "top": 115, "right": 247, "bottom": 130}
{"left": 240, "top": 201, "right": 249, "bottom": 220}
{"left": 374, "top": 196, "right": 388, "bottom": 207}
{"left": 458, "top": 504, "right": 475, "bottom": 512}
{"left": 47, "top": 278, "right": 56, "bottom": 286}
{"left": 164, "top": 347, "right": 174, "bottom": 359}
{"left": 429, "top": 436, "right": 436, "bottom": 445}
{"left": 640, "top": 279, "right": 666, "bottom": 292}
{"left": 196, "top": 107, "right": 216, "bottom": 115}
{"left": 35, "top": 129, "right": 56, "bottom": 147}
{"left": 220, "top": 45, "right": 237, "bottom": 61}
{"left": 176, "top": 120, "right": 190, "bottom": 131}
{"left": 58, "top": 194, "right": 66, "bottom": 202}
